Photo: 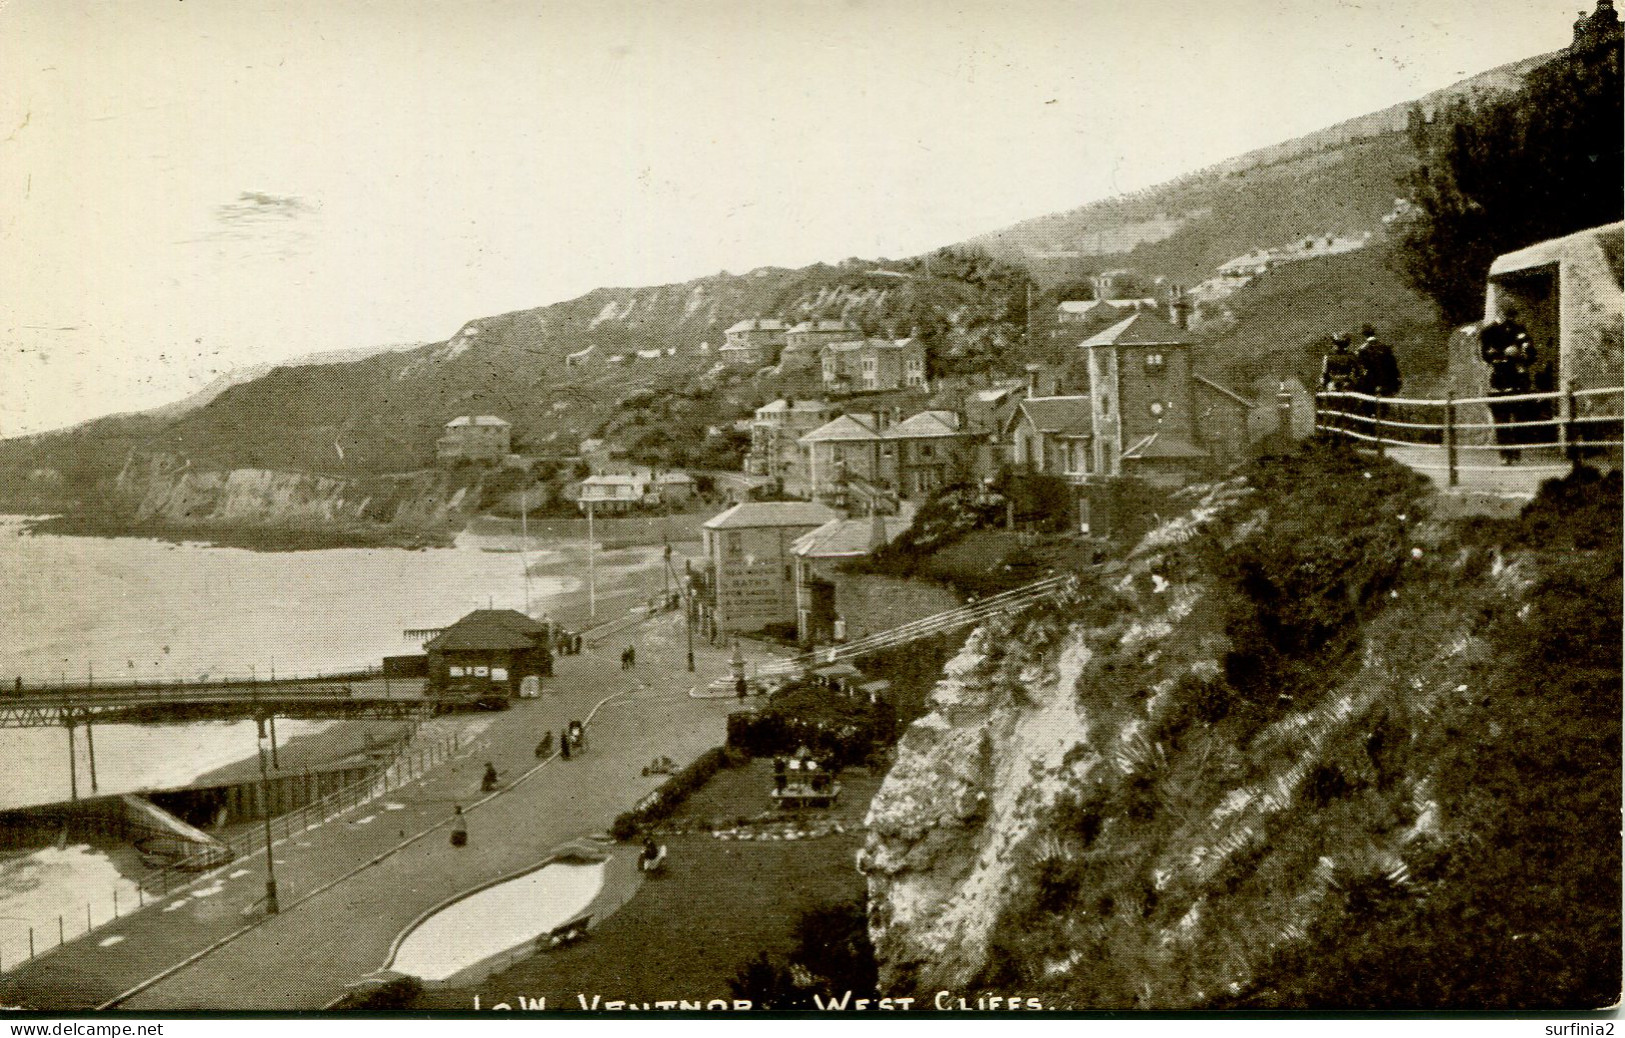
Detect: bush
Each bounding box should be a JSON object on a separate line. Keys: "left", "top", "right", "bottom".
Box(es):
{"left": 727, "top": 899, "right": 877, "bottom": 1009}
{"left": 608, "top": 746, "right": 730, "bottom": 840}
{"left": 328, "top": 975, "right": 423, "bottom": 1009}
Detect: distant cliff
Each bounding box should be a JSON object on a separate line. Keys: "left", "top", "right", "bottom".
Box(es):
{"left": 23, "top": 453, "right": 471, "bottom": 549}
{"left": 861, "top": 448, "right": 1620, "bottom": 1009}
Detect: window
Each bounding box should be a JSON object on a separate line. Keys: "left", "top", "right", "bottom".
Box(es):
{"left": 918, "top": 443, "right": 933, "bottom": 459}
{"left": 473, "top": 665, "right": 489, "bottom": 677}
{"left": 1145, "top": 352, "right": 1166, "bottom": 373}
{"left": 726, "top": 532, "right": 743, "bottom": 557}
{"left": 449, "top": 665, "right": 467, "bottom": 677}
{"left": 491, "top": 667, "right": 508, "bottom": 681}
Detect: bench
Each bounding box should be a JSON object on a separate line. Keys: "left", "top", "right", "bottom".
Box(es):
{"left": 771, "top": 784, "right": 841, "bottom": 810}
{"left": 544, "top": 914, "right": 593, "bottom": 949}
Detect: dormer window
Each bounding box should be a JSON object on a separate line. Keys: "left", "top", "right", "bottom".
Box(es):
{"left": 1144, "top": 352, "right": 1166, "bottom": 374}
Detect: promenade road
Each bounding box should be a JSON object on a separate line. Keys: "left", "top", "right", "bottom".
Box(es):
{"left": 0, "top": 613, "right": 772, "bottom": 1011}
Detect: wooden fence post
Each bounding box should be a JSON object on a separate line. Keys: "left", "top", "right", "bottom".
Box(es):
{"left": 1561, "top": 380, "right": 1578, "bottom": 467}
{"left": 1444, "top": 393, "right": 1458, "bottom": 488}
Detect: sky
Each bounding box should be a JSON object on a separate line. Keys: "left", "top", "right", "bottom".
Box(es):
{"left": 0, "top": 0, "right": 1575, "bottom": 435}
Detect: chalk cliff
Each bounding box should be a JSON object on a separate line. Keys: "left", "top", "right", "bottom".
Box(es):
{"left": 860, "top": 451, "right": 1621, "bottom": 1009}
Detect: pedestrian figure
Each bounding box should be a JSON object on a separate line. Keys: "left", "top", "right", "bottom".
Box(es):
{"left": 1481, "top": 306, "right": 1537, "bottom": 464}
{"left": 1319, "top": 333, "right": 1359, "bottom": 392}
{"left": 450, "top": 805, "right": 468, "bottom": 847}
{"left": 13, "top": 676, "right": 20, "bottom": 696}
{"left": 1354, "top": 325, "right": 1401, "bottom": 445}
{"left": 736, "top": 675, "right": 748, "bottom": 699}
{"left": 1319, "top": 333, "right": 1359, "bottom": 440}
{"left": 482, "top": 762, "right": 498, "bottom": 792}
{"left": 627, "top": 645, "right": 636, "bottom": 668}
{"left": 1355, "top": 324, "right": 1402, "bottom": 397}
{"left": 535, "top": 731, "right": 553, "bottom": 758}
{"left": 561, "top": 727, "right": 572, "bottom": 760}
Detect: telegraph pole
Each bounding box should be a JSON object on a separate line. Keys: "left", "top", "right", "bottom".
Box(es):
{"left": 256, "top": 717, "right": 279, "bottom": 915}
{"left": 586, "top": 499, "right": 596, "bottom": 618}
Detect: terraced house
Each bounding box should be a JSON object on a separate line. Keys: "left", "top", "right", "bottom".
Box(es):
{"left": 720, "top": 318, "right": 788, "bottom": 366}
{"left": 820, "top": 337, "right": 928, "bottom": 394}
{"left": 799, "top": 408, "right": 981, "bottom": 503}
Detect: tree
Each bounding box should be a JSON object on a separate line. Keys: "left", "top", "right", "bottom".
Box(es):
{"left": 1393, "top": 33, "right": 1622, "bottom": 325}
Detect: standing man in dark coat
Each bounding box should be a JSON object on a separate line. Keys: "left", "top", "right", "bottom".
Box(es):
{"left": 1480, "top": 306, "right": 1537, "bottom": 463}
{"left": 1355, "top": 324, "right": 1402, "bottom": 444}
{"left": 1356, "top": 324, "right": 1402, "bottom": 397}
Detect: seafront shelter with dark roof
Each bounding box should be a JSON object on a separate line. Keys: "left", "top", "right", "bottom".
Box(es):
{"left": 423, "top": 608, "right": 554, "bottom": 698}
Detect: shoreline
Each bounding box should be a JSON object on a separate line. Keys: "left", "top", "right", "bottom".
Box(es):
{"left": 12, "top": 505, "right": 720, "bottom": 554}
{"left": 19, "top": 513, "right": 458, "bottom": 553}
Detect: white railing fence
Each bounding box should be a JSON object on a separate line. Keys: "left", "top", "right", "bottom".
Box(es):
{"left": 1314, "top": 383, "right": 1623, "bottom": 485}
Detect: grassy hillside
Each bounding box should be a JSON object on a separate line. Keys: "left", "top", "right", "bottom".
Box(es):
{"left": 971, "top": 55, "right": 1549, "bottom": 282}
{"left": 975, "top": 454, "right": 1621, "bottom": 1009}
{"left": 0, "top": 257, "right": 1026, "bottom": 495}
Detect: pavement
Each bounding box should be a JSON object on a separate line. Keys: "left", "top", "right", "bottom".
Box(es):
{"left": 0, "top": 612, "right": 773, "bottom": 1012}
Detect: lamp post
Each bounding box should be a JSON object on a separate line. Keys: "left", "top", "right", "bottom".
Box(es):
{"left": 255, "top": 717, "right": 279, "bottom": 915}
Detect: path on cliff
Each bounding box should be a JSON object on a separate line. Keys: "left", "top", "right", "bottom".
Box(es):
{"left": 0, "top": 613, "right": 765, "bottom": 1012}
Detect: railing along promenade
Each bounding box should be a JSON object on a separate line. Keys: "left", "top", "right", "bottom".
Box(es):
{"left": 753, "top": 573, "right": 1079, "bottom": 680}
{"left": 0, "top": 723, "right": 463, "bottom": 973}
{"left": 1314, "top": 383, "right": 1624, "bottom": 485}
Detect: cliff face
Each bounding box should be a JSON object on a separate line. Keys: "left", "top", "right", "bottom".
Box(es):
{"left": 104, "top": 453, "right": 469, "bottom": 546}
{"left": 861, "top": 450, "right": 1621, "bottom": 1009}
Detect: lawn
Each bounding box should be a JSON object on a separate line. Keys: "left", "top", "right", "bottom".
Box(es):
{"left": 411, "top": 758, "right": 880, "bottom": 1011}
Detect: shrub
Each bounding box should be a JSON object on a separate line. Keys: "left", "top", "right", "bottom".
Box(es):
{"left": 608, "top": 746, "right": 730, "bottom": 839}
{"left": 328, "top": 976, "right": 423, "bottom": 1009}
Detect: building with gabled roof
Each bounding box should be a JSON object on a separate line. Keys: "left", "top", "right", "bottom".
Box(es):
{"left": 1006, "top": 395, "right": 1095, "bottom": 484}
{"left": 721, "top": 318, "right": 789, "bottom": 366}
{"left": 791, "top": 513, "right": 913, "bottom": 644}
{"left": 424, "top": 608, "right": 553, "bottom": 698}
{"left": 820, "top": 337, "right": 928, "bottom": 394}
{"left": 437, "top": 415, "right": 511, "bottom": 463}
{"left": 699, "top": 500, "right": 840, "bottom": 633}
{"left": 1078, "top": 312, "right": 1257, "bottom": 486}
{"left": 799, "top": 408, "right": 982, "bottom": 502}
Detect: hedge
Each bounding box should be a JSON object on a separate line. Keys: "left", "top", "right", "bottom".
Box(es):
{"left": 608, "top": 746, "right": 730, "bottom": 840}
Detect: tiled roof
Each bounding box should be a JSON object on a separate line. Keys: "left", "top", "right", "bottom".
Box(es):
{"left": 725, "top": 318, "right": 788, "bottom": 334}
{"left": 789, "top": 319, "right": 858, "bottom": 334}
{"left": 792, "top": 516, "right": 911, "bottom": 558}
{"left": 1078, "top": 312, "right": 1192, "bottom": 349}
{"left": 884, "top": 410, "right": 962, "bottom": 439}
{"left": 424, "top": 609, "right": 549, "bottom": 653}
{"left": 800, "top": 414, "right": 881, "bottom": 442}
{"left": 1015, "top": 396, "right": 1093, "bottom": 437}
{"left": 703, "top": 501, "right": 839, "bottom": 530}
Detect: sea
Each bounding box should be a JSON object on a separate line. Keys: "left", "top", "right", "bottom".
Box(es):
{"left": 0, "top": 515, "right": 669, "bottom": 972}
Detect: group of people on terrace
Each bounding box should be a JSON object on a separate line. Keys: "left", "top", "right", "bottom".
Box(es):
{"left": 1319, "top": 310, "right": 1554, "bottom": 464}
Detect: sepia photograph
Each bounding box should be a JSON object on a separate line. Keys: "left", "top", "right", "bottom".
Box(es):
{"left": 0, "top": 0, "right": 1620, "bottom": 1018}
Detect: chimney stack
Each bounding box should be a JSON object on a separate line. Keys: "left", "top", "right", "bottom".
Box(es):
{"left": 1168, "top": 286, "right": 1190, "bottom": 330}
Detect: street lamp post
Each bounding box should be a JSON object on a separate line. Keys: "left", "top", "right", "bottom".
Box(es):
{"left": 255, "top": 717, "right": 279, "bottom": 915}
